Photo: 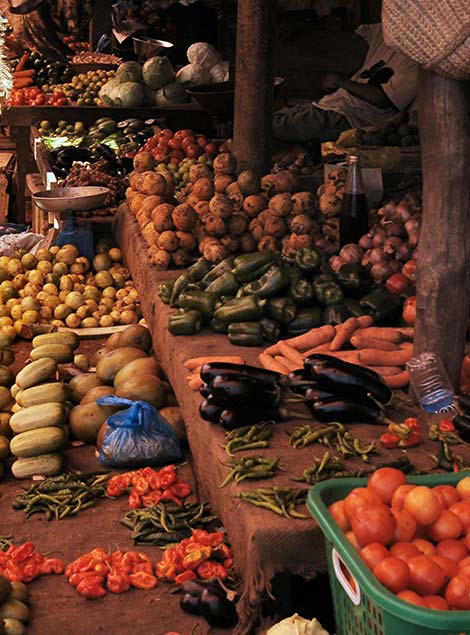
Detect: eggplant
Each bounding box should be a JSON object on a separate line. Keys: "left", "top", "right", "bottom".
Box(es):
{"left": 304, "top": 353, "right": 383, "bottom": 381}
{"left": 199, "top": 399, "right": 225, "bottom": 423}
{"left": 453, "top": 414, "right": 470, "bottom": 440}
{"left": 180, "top": 593, "right": 200, "bottom": 615}
{"left": 201, "top": 362, "right": 280, "bottom": 386}
{"left": 209, "top": 375, "right": 281, "bottom": 406}
{"left": 307, "top": 397, "right": 383, "bottom": 424}
{"left": 199, "top": 383, "right": 212, "bottom": 399}
{"left": 197, "top": 588, "right": 238, "bottom": 628}
{"left": 304, "top": 387, "right": 340, "bottom": 402}
{"left": 219, "top": 407, "right": 281, "bottom": 430}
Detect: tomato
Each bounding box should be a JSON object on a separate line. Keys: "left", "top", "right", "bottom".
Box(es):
{"left": 181, "top": 136, "right": 196, "bottom": 151}
{"left": 391, "top": 484, "right": 417, "bottom": 510}
{"left": 457, "top": 476, "right": 470, "bottom": 501}
{"left": 159, "top": 129, "right": 174, "bottom": 139}
{"left": 146, "top": 137, "right": 158, "bottom": 150}
{"left": 360, "top": 543, "right": 389, "bottom": 571}
{"left": 408, "top": 555, "right": 446, "bottom": 595}
{"left": 457, "top": 556, "right": 470, "bottom": 571}
{"left": 56, "top": 97, "right": 69, "bottom": 106}
{"left": 170, "top": 150, "right": 185, "bottom": 163}
{"left": 427, "top": 510, "right": 464, "bottom": 542}
{"left": 168, "top": 138, "right": 182, "bottom": 150}
{"left": 412, "top": 538, "right": 436, "bottom": 557}
{"left": 328, "top": 500, "right": 350, "bottom": 532}
{"left": 450, "top": 501, "right": 470, "bottom": 533}
{"left": 186, "top": 144, "right": 203, "bottom": 159}
{"left": 351, "top": 503, "right": 396, "bottom": 547}
{"left": 396, "top": 589, "right": 428, "bottom": 607}
{"left": 367, "top": 467, "right": 407, "bottom": 505}
{"left": 33, "top": 95, "right": 46, "bottom": 105}
{"left": 204, "top": 142, "right": 218, "bottom": 156}
{"left": 386, "top": 273, "right": 410, "bottom": 295}
{"left": 196, "top": 135, "right": 208, "bottom": 148}
{"left": 436, "top": 539, "right": 468, "bottom": 563}
{"left": 430, "top": 555, "right": 458, "bottom": 580}
{"left": 52, "top": 90, "right": 65, "bottom": 99}
{"left": 343, "top": 487, "right": 381, "bottom": 523}
{"left": 464, "top": 531, "right": 470, "bottom": 552}
{"left": 423, "top": 595, "right": 449, "bottom": 610}
{"left": 390, "top": 542, "right": 421, "bottom": 562}
{"left": 401, "top": 259, "right": 417, "bottom": 282}
{"left": 446, "top": 575, "right": 470, "bottom": 609}
{"left": 391, "top": 508, "right": 417, "bottom": 543}
{"left": 344, "top": 531, "right": 360, "bottom": 550}
{"left": 404, "top": 486, "right": 442, "bottom": 525}
{"left": 402, "top": 296, "right": 416, "bottom": 326}
{"left": 433, "top": 485, "right": 460, "bottom": 510}
{"left": 174, "top": 128, "right": 194, "bottom": 140}
{"left": 374, "top": 556, "right": 410, "bottom": 593}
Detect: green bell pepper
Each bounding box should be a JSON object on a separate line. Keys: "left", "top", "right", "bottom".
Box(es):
{"left": 359, "top": 287, "right": 403, "bottom": 325}
{"left": 187, "top": 257, "right": 212, "bottom": 282}
{"left": 287, "top": 278, "right": 314, "bottom": 306}
{"left": 336, "top": 263, "right": 372, "bottom": 298}
{"left": 158, "top": 281, "right": 173, "bottom": 305}
{"left": 210, "top": 318, "right": 229, "bottom": 334}
{"left": 264, "top": 296, "right": 297, "bottom": 324}
{"left": 283, "top": 307, "right": 322, "bottom": 337}
{"left": 228, "top": 322, "right": 263, "bottom": 347}
{"left": 169, "top": 272, "right": 191, "bottom": 307}
{"left": 242, "top": 264, "right": 290, "bottom": 298}
{"left": 283, "top": 265, "right": 303, "bottom": 284}
{"left": 313, "top": 274, "right": 344, "bottom": 306}
{"left": 200, "top": 256, "right": 236, "bottom": 288}
{"left": 343, "top": 298, "right": 365, "bottom": 318}
{"left": 168, "top": 310, "right": 203, "bottom": 335}
{"left": 213, "top": 295, "right": 263, "bottom": 323}
{"left": 259, "top": 317, "right": 281, "bottom": 343}
{"left": 232, "top": 250, "right": 280, "bottom": 283}
{"left": 293, "top": 247, "right": 321, "bottom": 273}
{"left": 205, "top": 271, "right": 240, "bottom": 297}
{"left": 178, "top": 290, "right": 217, "bottom": 318}
{"left": 322, "top": 303, "right": 354, "bottom": 326}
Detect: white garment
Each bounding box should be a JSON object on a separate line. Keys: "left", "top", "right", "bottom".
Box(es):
{"left": 314, "top": 23, "right": 418, "bottom": 128}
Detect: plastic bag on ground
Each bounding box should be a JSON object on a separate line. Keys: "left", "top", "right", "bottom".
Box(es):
{"left": 97, "top": 395, "right": 183, "bottom": 468}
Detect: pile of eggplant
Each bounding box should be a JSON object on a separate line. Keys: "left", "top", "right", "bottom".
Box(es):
{"left": 199, "top": 356, "right": 392, "bottom": 429}
{"left": 177, "top": 579, "right": 238, "bottom": 628}
{"left": 49, "top": 144, "right": 128, "bottom": 178}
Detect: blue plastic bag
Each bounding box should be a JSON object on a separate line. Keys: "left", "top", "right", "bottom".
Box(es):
{"left": 97, "top": 395, "right": 183, "bottom": 468}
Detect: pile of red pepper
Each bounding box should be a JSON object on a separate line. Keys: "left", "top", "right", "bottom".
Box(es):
{"left": 66, "top": 548, "right": 158, "bottom": 599}
{"left": 380, "top": 417, "right": 421, "bottom": 449}
{"left": 106, "top": 465, "right": 192, "bottom": 509}
{"left": 0, "top": 541, "right": 64, "bottom": 583}
{"left": 156, "top": 529, "right": 233, "bottom": 586}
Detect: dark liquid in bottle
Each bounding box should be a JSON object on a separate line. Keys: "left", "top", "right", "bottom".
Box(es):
{"left": 339, "top": 192, "right": 369, "bottom": 246}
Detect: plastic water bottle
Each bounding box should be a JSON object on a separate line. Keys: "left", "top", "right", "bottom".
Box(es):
{"left": 406, "top": 352, "right": 455, "bottom": 413}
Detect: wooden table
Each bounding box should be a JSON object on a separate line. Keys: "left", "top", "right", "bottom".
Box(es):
{"left": 4, "top": 103, "right": 212, "bottom": 224}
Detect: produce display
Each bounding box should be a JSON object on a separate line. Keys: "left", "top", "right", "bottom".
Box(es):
{"left": 13, "top": 51, "right": 74, "bottom": 90}
{"left": 58, "top": 160, "right": 127, "bottom": 207}
{"left": 0, "top": 540, "right": 64, "bottom": 583}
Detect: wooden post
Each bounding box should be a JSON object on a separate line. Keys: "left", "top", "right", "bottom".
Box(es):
{"left": 414, "top": 69, "right": 470, "bottom": 387}
{"left": 232, "top": 0, "right": 274, "bottom": 175}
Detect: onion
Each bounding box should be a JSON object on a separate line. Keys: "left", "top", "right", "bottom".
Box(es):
{"left": 405, "top": 218, "right": 421, "bottom": 247}
{"left": 362, "top": 249, "right": 373, "bottom": 268}
{"left": 358, "top": 233, "right": 373, "bottom": 250}
{"left": 328, "top": 255, "right": 346, "bottom": 274}
{"left": 395, "top": 202, "right": 412, "bottom": 222}
{"left": 402, "top": 191, "right": 422, "bottom": 213}
{"left": 371, "top": 261, "right": 397, "bottom": 282}
{"left": 384, "top": 236, "right": 403, "bottom": 256}
{"left": 315, "top": 237, "right": 338, "bottom": 257}
{"left": 369, "top": 247, "right": 386, "bottom": 265}
{"left": 396, "top": 242, "right": 412, "bottom": 261}
{"left": 339, "top": 243, "right": 364, "bottom": 264}
{"left": 379, "top": 201, "right": 397, "bottom": 220}
{"left": 371, "top": 228, "right": 387, "bottom": 248}
{"left": 412, "top": 248, "right": 418, "bottom": 260}
{"left": 389, "top": 260, "right": 402, "bottom": 274}
{"left": 385, "top": 221, "right": 406, "bottom": 238}
{"left": 404, "top": 218, "right": 419, "bottom": 234}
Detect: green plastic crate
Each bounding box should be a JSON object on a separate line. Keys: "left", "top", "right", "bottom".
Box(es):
{"left": 307, "top": 472, "right": 470, "bottom": 635}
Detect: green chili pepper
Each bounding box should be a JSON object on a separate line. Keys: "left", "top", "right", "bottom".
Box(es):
{"left": 170, "top": 272, "right": 191, "bottom": 307}
{"left": 200, "top": 256, "right": 236, "bottom": 288}
{"left": 287, "top": 278, "right": 314, "bottom": 306}
{"left": 232, "top": 250, "right": 280, "bottom": 283}
{"left": 214, "top": 295, "right": 263, "bottom": 322}
{"left": 205, "top": 271, "right": 240, "bottom": 297}
{"left": 259, "top": 317, "right": 281, "bottom": 343}
{"left": 283, "top": 307, "right": 322, "bottom": 337}
{"left": 178, "top": 290, "right": 217, "bottom": 318}
{"left": 242, "top": 265, "right": 290, "bottom": 298}
{"left": 264, "top": 296, "right": 297, "bottom": 324}
{"left": 158, "top": 281, "right": 173, "bottom": 305}
{"left": 336, "top": 263, "right": 373, "bottom": 297}
{"left": 168, "top": 310, "right": 203, "bottom": 335}
{"left": 359, "top": 286, "right": 402, "bottom": 325}
{"left": 294, "top": 247, "right": 321, "bottom": 273}
{"left": 227, "top": 322, "right": 263, "bottom": 347}
{"left": 313, "top": 274, "right": 344, "bottom": 306}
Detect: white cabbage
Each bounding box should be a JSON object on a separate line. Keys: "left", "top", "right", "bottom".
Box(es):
{"left": 175, "top": 63, "right": 211, "bottom": 87}
{"left": 209, "top": 61, "right": 229, "bottom": 83}
{"left": 187, "top": 42, "right": 222, "bottom": 69}
{"left": 266, "top": 614, "right": 330, "bottom": 635}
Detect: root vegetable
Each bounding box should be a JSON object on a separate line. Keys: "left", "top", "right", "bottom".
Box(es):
{"left": 192, "top": 177, "right": 214, "bottom": 200}
{"left": 292, "top": 191, "right": 315, "bottom": 215}
{"left": 221, "top": 235, "right": 240, "bottom": 253}
{"left": 175, "top": 231, "right": 197, "bottom": 252}
{"left": 358, "top": 234, "right": 373, "bottom": 250}
{"left": 239, "top": 233, "right": 256, "bottom": 253}
{"left": 289, "top": 214, "right": 314, "bottom": 235}
{"left": 385, "top": 221, "right": 406, "bottom": 238}
{"left": 209, "top": 193, "right": 234, "bottom": 218}
{"left": 371, "top": 261, "right": 398, "bottom": 282}
{"left": 328, "top": 255, "right": 346, "bottom": 274}
{"left": 369, "top": 248, "right": 386, "bottom": 265}
{"left": 383, "top": 236, "right": 404, "bottom": 256}
{"left": 203, "top": 240, "right": 227, "bottom": 263}
{"left": 371, "top": 228, "right": 387, "bottom": 247}
{"left": 151, "top": 250, "right": 171, "bottom": 270}
{"left": 264, "top": 216, "right": 287, "bottom": 237}
{"left": 172, "top": 204, "right": 198, "bottom": 231}
{"left": 227, "top": 214, "right": 248, "bottom": 236}
{"left": 171, "top": 249, "right": 191, "bottom": 267}
{"left": 395, "top": 202, "right": 412, "bottom": 222}
{"left": 157, "top": 231, "right": 179, "bottom": 252}
{"left": 268, "top": 193, "right": 293, "bottom": 217}
{"left": 339, "top": 244, "right": 364, "bottom": 264}
{"left": 243, "top": 194, "right": 267, "bottom": 217}
{"left": 258, "top": 235, "right": 282, "bottom": 251}
{"left": 225, "top": 182, "right": 244, "bottom": 207}
{"left": 203, "top": 214, "right": 227, "bottom": 237}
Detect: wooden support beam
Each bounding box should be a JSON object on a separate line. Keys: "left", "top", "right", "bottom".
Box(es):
{"left": 232, "top": 0, "right": 274, "bottom": 175}
{"left": 414, "top": 69, "right": 470, "bottom": 387}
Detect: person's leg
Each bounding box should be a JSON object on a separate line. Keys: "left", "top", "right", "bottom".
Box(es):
{"left": 272, "top": 103, "right": 350, "bottom": 144}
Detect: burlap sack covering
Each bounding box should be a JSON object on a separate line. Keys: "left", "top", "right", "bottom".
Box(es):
{"left": 382, "top": 0, "right": 470, "bottom": 80}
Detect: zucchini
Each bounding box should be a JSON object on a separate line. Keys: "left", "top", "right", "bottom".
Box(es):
{"left": 15, "top": 358, "right": 57, "bottom": 389}
{"left": 16, "top": 382, "right": 69, "bottom": 408}
{"left": 10, "top": 427, "right": 67, "bottom": 458}
{"left": 32, "top": 331, "right": 79, "bottom": 350}
{"left": 0, "top": 600, "right": 29, "bottom": 623}
{"left": 30, "top": 344, "right": 73, "bottom": 364}
{"left": 11, "top": 453, "right": 64, "bottom": 479}
{"left": 10, "top": 402, "right": 67, "bottom": 434}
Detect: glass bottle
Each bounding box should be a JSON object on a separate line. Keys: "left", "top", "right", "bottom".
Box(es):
{"left": 339, "top": 155, "right": 369, "bottom": 247}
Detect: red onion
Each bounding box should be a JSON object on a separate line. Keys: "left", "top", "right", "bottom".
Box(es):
{"left": 412, "top": 248, "right": 418, "bottom": 260}
{"left": 371, "top": 261, "right": 397, "bottom": 282}
{"left": 339, "top": 243, "right": 364, "bottom": 264}
{"left": 384, "top": 236, "right": 404, "bottom": 256}
{"left": 379, "top": 201, "right": 397, "bottom": 220}
{"left": 358, "top": 233, "right": 373, "bottom": 249}
{"left": 389, "top": 260, "right": 402, "bottom": 274}
{"left": 404, "top": 218, "right": 419, "bottom": 234}
{"left": 372, "top": 228, "right": 387, "bottom": 248}
{"left": 328, "top": 255, "right": 346, "bottom": 274}
{"left": 315, "top": 237, "right": 338, "bottom": 257}
{"left": 395, "top": 202, "right": 412, "bottom": 222}
{"left": 386, "top": 221, "right": 406, "bottom": 238}
{"left": 362, "top": 249, "right": 373, "bottom": 268}
{"left": 369, "top": 247, "right": 386, "bottom": 265}
{"left": 396, "top": 242, "right": 412, "bottom": 261}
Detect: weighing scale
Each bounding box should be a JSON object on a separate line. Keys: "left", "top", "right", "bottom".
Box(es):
{"left": 31, "top": 187, "right": 111, "bottom": 260}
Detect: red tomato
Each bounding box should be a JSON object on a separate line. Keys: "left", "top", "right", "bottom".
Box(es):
{"left": 367, "top": 467, "right": 407, "bottom": 505}
{"left": 146, "top": 137, "right": 158, "bottom": 150}
{"left": 408, "top": 555, "right": 446, "bottom": 595}
{"left": 430, "top": 554, "right": 458, "bottom": 580}
{"left": 343, "top": 487, "right": 381, "bottom": 523}
{"left": 181, "top": 136, "right": 196, "bottom": 151}
{"left": 457, "top": 476, "right": 470, "bottom": 501}
{"left": 391, "top": 484, "right": 417, "bottom": 510}
{"left": 168, "top": 138, "right": 182, "bottom": 150}
{"left": 402, "top": 296, "right": 416, "bottom": 326}
{"left": 351, "top": 503, "right": 397, "bottom": 547}
{"left": 390, "top": 542, "right": 421, "bottom": 562}
{"left": 391, "top": 508, "right": 417, "bottom": 543}
{"left": 374, "top": 556, "right": 410, "bottom": 593}
{"left": 427, "top": 510, "right": 464, "bottom": 542}
{"left": 450, "top": 501, "right": 470, "bottom": 533}
{"left": 436, "top": 539, "right": 468, "bottom": 563}
{"left": 328, "top": 500, "right": 350, "bottom": 532}
{"left": 412, "top": 538, "right": 436, "bottom": 557}
{"left": 159, "top": 128, "right": 174, "bottom": 139}
{"left": 446, "top": 575, "right": 470, "bottom": 609}
{"left": 360, "top": 543, "right": 389, "bottom": 571}
{"left": 396, "top": 589, "right": 428, "bottom": 607}
{"left": 174, "top": 128, "right": 194, "bottom": 140}
{"left": 196, "top": 135, "right": 208, "bottom": 148}
{"left": 204, "top": 142, "right": 218, "bottom": 156}
{"left": 433, "top": 485, "right": 460, "bottom": 509}
{"left": 404, "top": 486, "right": 442, "bottom": 526}
{"left": 386, "top": 273, "right": 410, "bottom": 295}
{"left": 345, "top": 531, "right": 360, "bottom": 551}
{"left": 401, "top": 259, "right": 417, "bottom": 282}
{"left": 33, "top": 95, "right": 46, "bottom": 105}
{"left": 53, "top": 90, "right": 65, "bottom": 99}
{"left": 170, "top": 150, "right": 185, "bottom": 163}
{"left": 186, "top": 143, "right": 203, "bottom": 159}
{"left": 464, "top": 532, "right": 470, "bottom": 552}
{"left": 422, "top": 595, "right": 449, "bottom": 610}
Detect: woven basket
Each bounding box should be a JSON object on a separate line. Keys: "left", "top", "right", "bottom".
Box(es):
{"left": 382, "top": 0, "right": 470, "bottom": 80}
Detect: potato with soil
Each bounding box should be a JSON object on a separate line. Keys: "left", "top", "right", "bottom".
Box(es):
{"left": 201, "top": 238, "right": 227, "bottom": 263}
{"left": 171, "top": 249, "right": 191, "bottom": 268}
{"left": 227, "top": 214, "right": 248, "bottom": 236}
{"left": 133, "top": 152, "right": 155, "bottom": 173}
{"left": 214, "top": 175, "right": 234, "bottom": 192}
{"left": 192, "top": 178, "right": 214, "bottom": 201}
{"left": 176, "top": 232, "right": 197, "bottom": 252}
{"left": 237, "top": 170, "right": 260, "bottom": 195}
{"left": 213, "top": 152, "right": 237, "bottom": 176}
{"left": 268, "top": 193, "right": 293, "bottom": 217}
{"left": 202, "top": 214, "right": 227, "bottom": 238}
{"left": 274, "top": 169, "right": 298, "bottom": 193}
{"left": 225, "top": 182, "right": 244, "bottom": 208}
{"left": 292, "top": 191, "right": 315, "bottom": 215}
{"left": 208, "top": 194, "right": 233, "bottom": 219}
{"left": 289, "top": 214, "right": 315, "bottom": 235}
{"left": 172, "top": 204, "right": 198, "bottom": 232}
{"left": 189, "top": 163, "right": 212, "bottom": 183}
{"left": 243, "top": 194, "right": 266, "bottom": 217}
{"left": 152, "top": 204, "right": 175, "bottom": 232}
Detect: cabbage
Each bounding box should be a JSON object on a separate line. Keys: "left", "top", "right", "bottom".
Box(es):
{"left": 155, "top": 82, "right": 190, "bottom": 106}
{"left": 175, "top": 63, "right": 211, "bottom": 87}
{"left": 267, "top": 614, "right": 330, "bottom": 635}
{"left": 187, "top": 42, "right": 222, "bottom": 69}
{"left": 115, "top": 61, "right": 143, "bottom": 84}
{"left": 98, "top": 78, "right": 121, "bottom": 105}
{"left": 209, "top": 61, "right": 229, "bottom": 83}
{"left": 99, "top": 81, "right": 144, "bottom": 108}
{"left": 142, "top": 56, "right": 174, "bottom": 89}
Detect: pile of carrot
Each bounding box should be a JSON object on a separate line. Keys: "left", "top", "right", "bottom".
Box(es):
{"left": 259, "top": 316, "right": 414, "bottom": 388}
{"left": 183, "top": 355, "right": 246, "bottom": 391}
{"left": 12, "top": 52, "right": 35, "bottom": 89}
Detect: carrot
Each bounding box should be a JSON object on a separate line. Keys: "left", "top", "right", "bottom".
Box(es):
{"left": 284, "top": 324, "right": 335, "bottom": 351}
{"left": 13, "top": 69, "right": 35, "bottom": 78}
{"left": 316, "top": 350, "right": 361, "bottom": 363}
{"left": 397, "top": 327, "right": 414, "bottom": 341}
{"left": 384, "top": 370, "right": 409, "bottom": 388}
{"left": 258, "top": 352, "right": 290, "bottom": 374}
{"left": 187, "top": 375, "right": 204, "bottom": 391}
{"left": 357, "top": 348, "right": 413, "bottom": 366}
{"left": 350, "top": 334, "right": 399, "bottom": 351}
{"left": 365, "top": 365, "right": 403, "bottom": 376}
{"left": 357, "top": 315, "right": 374, "bottom": 328}
{"left": 184, "top": 356, "right": 245, "bottom": 370}
{"left": 398, "top": 341, "right": 414, "bottom": 350}
{"left": 301, "top": 342, "right": 331, "bottom": 356}
{"left": 278, "top": 340, "right": 304, "bottom": 367}
{"left": 15, "top": 51, "right": 29, "bottom": 73}
{"left": 264, "top": 343, "right": 280, "bottom": 356}
{"left": 13, "top": 77, "right": 34, "bottom": 88}
{"left": 274, "top": 355, "right": 301, "bottom": 372}
{"left": 356, "top": 327, "right": 404, "bottom": 344}
{"left": 330, "top": 317, "right": 359, "bottom": 351}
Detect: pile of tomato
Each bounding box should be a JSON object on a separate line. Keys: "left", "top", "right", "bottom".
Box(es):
{"left": 8, "top": 87, "right": 70, "bottom": 106}
{"left": 141, "top": 128, "right": 218, "bottom": 164}
{"left": 329, "top": 468, "right": 470, "bottom": 610}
